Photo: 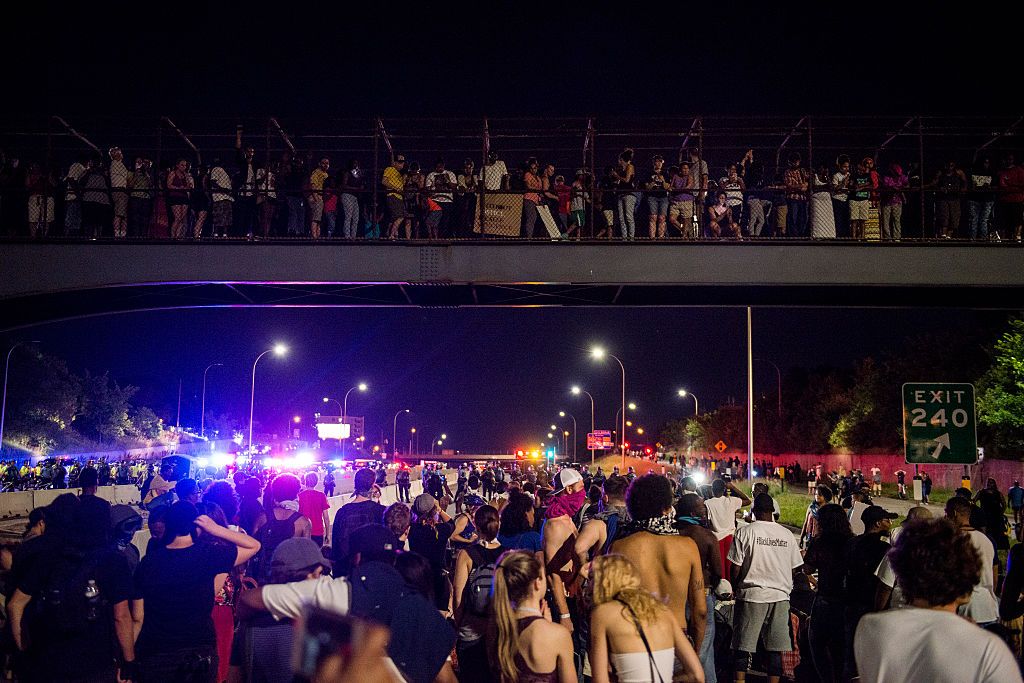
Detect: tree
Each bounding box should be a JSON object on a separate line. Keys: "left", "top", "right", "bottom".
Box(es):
{"left": 75, "top": 371, "right": 137, "bottom": 443}
{"left": 977, "top": 317, "right": 1024, "bottom": 455}
{"left": 129, "top": 406, "right": 164, "bottom": 439}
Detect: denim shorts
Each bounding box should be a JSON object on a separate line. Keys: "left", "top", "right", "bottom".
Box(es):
{"left": 647, "top": 196, "right": 669, "bottom": 216}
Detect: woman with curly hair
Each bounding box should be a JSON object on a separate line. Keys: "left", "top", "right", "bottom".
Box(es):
{"left": 588, "top": 554, "right": 702, "bottom": 683}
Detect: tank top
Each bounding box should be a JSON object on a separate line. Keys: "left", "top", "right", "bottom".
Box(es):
{"left": 514, "top": 617, "right": 559, "bottom": 683}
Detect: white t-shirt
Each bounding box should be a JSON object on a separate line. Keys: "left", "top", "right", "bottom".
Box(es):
{"left": 727, "top": 520, "right": 803, "bottom": 603}
{"left": 109, "top": 159, "right": 129, "bottom": 189}
{"left": 705, "top": 495, "right": 744, "bottom": 540}
{"left": 261, "top": 575, "right": 351, "bottom": 621}
{"left": 959, "top": 529, "right": 1000, "bottom": 624}
{"left": 479, "top": 160, "right": 508, "bottom": 190}
{"left": 210, "top": 166, "right": 234, "bottom": 203}
{"left": 65, "top": 162, "right": 87, "bottom": 201}
{"left": 875, "top": 525, "right": 905, "bottom": 608}
{"left": 855, "top": 608, "right": 1021, "bottom": 683}
{"left": 849, "top": 501, "right": 871, "bottom": 535}
{"left": 425, "top": 170, "right": 456, "bottom": 202}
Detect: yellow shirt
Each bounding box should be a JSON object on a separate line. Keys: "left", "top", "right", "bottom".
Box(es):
{"left": 309, "top": 168, "right": 328, "bottom": 192}
{"left": 382, "top": 165, "right": 405, "bottom": 199}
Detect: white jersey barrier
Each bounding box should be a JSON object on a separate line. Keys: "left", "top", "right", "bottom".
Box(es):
{"left": 0, "top": 484, "right": 143, "bottom": 518}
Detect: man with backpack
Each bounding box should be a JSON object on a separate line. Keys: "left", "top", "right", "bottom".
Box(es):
{"left": 250, "top": 474, "right": 312, "bottom": 584}
{"left": 452, "top": 505, "right": 503, "bottom": 682}
{"left": 7, "top": 494, "right": 137, "bottom": 682}
{"left": 331, "top": 468, "right": 386, "bottom": 575}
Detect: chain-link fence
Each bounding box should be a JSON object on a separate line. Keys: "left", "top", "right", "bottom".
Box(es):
{"left": 1, "top": 115, "right": 1022, "bottom": 241}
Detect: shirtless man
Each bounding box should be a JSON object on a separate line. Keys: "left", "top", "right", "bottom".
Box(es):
{"left": 574, "top": 474, "right": 630, "bottom": 565}
{"left": 610, "top": 474, "right": 707, "bottom": 652}
{"left": 541, "top": 467, "right": 588, "bottom": 634}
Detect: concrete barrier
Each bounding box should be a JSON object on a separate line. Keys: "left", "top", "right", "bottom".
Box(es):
{"left": 0, "top": 491, "right": 35, "bottom": 518}
{"left": 32, "top": 488, "right": 81, "bottom": 508}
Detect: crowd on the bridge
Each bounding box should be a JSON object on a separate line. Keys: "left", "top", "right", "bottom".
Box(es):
{"left": 3, "top": 137, "right": 1024, "bottom": 242}
{"left": 0, "top": 455, "right": 1022, "bottom": 683}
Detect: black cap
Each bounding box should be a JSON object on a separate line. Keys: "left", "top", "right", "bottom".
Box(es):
{"left": 861, "top": 505, "right": 899, "bottom": 527}
{"left": 350, "top": 524, "right": 400, "bottom": 564}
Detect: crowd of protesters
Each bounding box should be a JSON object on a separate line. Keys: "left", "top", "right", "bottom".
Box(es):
{"left": 3, "top": 135, "right": 1023, "bottom": 242}
{"left": 1, "top": 455, "right": 1021, "bottom": 682}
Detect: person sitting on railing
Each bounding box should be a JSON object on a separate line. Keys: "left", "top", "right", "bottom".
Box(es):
{"left": 708, "top": 190, "right": 740, "bottom": 239}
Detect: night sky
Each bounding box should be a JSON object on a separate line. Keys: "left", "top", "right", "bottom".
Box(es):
{"left": 7, "top": 307, "right": 1008, "bottom": 454}
{"left": 3, "top": 5, "right": 1020, "bottom": 453}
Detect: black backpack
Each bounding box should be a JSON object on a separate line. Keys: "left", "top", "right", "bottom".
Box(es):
{"left": 250, "top": 511, "right": 302, "bottom": 583}
{"left": 463, "top": 545, "right": 500, "bottom": 617}
{"left": 26, "top": 548, "right": 103, "bottom": 642}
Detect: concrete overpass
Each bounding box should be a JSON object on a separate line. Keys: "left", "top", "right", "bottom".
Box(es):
{"left": 1, "top": 240, "right": 1023, "bottom": 330}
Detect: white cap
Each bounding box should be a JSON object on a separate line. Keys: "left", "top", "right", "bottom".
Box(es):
{"left": 715, "top": 579, "right": 733, "bottom": 598}
{"left": 555, "top": 468, "right": 583, "bottom": 492}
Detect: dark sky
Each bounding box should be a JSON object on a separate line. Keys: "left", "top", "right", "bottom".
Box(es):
{"left": 4, "top": 4, "right": 1020, "bottom": 117}
{"left": 6, "top": 307, "right": 1008, "bottom": 454}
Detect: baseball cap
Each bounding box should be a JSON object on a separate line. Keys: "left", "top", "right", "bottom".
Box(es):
{"left": 349, "top": 524, "right": 400, "bottom": 563}
{"left": 271, "top": 537, "right": 332, "bottom": 574}
{"left": 413, "top": 493, "right": 438, "bottom": 517}
{"left": 861, "top": 505, "right": 899, "bottom": 527}
{"left": 553, "top": 468, "right": 583, "bottom": 494}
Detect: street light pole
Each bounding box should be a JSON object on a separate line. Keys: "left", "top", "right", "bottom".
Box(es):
{"left": 559, "top": 411, "right": 577, "bottom": 462}
{"left": 591, "top": 347, "right": 627, "bottom": 471}
{"left": 677, "top": 389, "right": 699, "bottom": 416}
{"left": 322, "top": 397, "right": 342, "bottom": 415}
{"left": 248, "top": 344, "right": 287, "bottom": 453}
{"left": 392, "top": 409, "right": 410, "bottom": 460}
{"left": 754, "top": 357, "right": 783, "bottom": 417}
{"left": 201, "top": 362, "right": 223, "bottom": 438}
{"left": 341, "top": 383, "right": 367, "bottom": 459}
{"left": 572, "top": 386, "right": 596, "bottom": 465}
{"left": 1, "top": 341, "right": 40, "bottom": 456}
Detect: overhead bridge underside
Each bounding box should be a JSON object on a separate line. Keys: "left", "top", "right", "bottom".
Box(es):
{"left": 1, "top": 241, "right": 1022, "bottom": 329}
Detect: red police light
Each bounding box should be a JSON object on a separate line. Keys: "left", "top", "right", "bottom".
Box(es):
{"left": 645, "top": 448, "right": 652, "bottom": 454}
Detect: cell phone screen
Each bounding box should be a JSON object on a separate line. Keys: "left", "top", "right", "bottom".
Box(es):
{"left": 292, "top": 606, "right": 360, "bottom": 681}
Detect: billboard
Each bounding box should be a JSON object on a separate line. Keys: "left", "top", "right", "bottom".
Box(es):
{"left": 587, "top": 430, "right": 613, "bottom": 450}
{"left": 316, "top": 422, "right": 351, "bottom": 441}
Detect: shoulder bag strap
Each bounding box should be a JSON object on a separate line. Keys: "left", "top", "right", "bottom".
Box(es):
{"left": 614, "top": 597, "right": 666, "bottom": 683}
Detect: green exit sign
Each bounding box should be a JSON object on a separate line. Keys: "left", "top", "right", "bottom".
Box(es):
{"left": 902, "top": 383, "right": 977, "bottom": 465}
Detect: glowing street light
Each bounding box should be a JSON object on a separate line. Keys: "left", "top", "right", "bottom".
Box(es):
{"left": 248, "top": 343, "right": 288, "bottom": 452}
{"left": 677, "top": 389, "right": 699, "bottom": 415}
{"left": 628, "top": 402, "right": 637, "bottom": 411}
{"left": 293, "top": 415, "right": 302, "bottom": 424}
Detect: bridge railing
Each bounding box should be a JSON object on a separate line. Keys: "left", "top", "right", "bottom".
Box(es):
{"left": 1, "top": 115, "right": 1022, "bottom": 242}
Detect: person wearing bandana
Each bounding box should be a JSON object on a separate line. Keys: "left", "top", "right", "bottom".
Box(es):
{"left": 610, "top": 474, "right": 707, "bottom": 666}
{"left": 540, "top": 467, "right": 588, "bottom": 677}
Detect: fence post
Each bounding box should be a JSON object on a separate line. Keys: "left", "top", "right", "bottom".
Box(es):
{"left": 480, "top": 117, "right": 487, "bottom": 236}
{"left": 154, "top": 122, "right": 162, "bottom": 239}
{"left": 807, "top": 116, "right": 813, "bottom": 239}
{"left": 372, "top": 118, "right": 379, "bottom": 238}
{"left": 918, "top": 116, "right": 925, "bottom": 239}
